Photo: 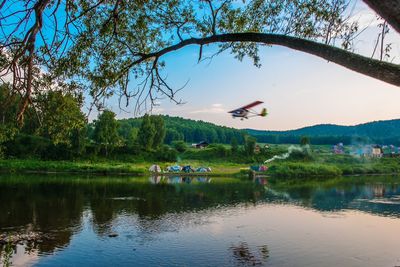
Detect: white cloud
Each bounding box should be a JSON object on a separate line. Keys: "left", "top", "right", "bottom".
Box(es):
{"left": 189, "top": 104, "right": 226, "bottom": 114}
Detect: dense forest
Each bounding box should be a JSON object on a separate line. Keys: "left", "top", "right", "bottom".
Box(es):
{"left": 118, "top": 116, "right": 245, "bottom": 145}
{"left": 247, "top": 120, "right": 400, "bottom": 145}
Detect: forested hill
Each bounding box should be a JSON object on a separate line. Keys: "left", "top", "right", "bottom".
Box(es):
{"left": 119, "top": 115, "right": 245, "bottom": 144}
{"left": 246, "top": 119, "right": 400, "bottom": 145}
{"left": 118, "top": 116, "right": 400, "bottom": 145}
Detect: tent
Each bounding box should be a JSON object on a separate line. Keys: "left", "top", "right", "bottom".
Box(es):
{"left": 182, "top": 165, "right": 194, "bottom": 173}
{"left": 149, "top": 165, "right": 161, "bottom": 172}
{"left": 168, "top": 165, "right": 181, "bottom": 172}
{"left": 250, "top": 165, "right": 268, "bottom": 172}
{"left": 258, "top": 165, "right": 268, "bottom": 172}
{"left": 196, "top": 167, "right": 209, "bottom": 172}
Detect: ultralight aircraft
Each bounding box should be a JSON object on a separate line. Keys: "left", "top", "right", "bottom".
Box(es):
{"left": 228, "top": 101, "right": 267, "bottom": 120}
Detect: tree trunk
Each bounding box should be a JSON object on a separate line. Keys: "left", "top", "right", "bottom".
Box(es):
{"left": 133, "top": 33, "right": 400, "bottom": 86}
{"left": 363, "top": 0, "right": 400, "bottom": 33}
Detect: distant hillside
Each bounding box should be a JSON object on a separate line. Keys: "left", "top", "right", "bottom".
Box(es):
{"left": 118, "top": 116, "right": 400, "bottom": 145}
{"left": 119, "top": 115, "right": 245, "bottom": 144}
{"left": 247, "top": 119, "right": 400, "bottom": 145}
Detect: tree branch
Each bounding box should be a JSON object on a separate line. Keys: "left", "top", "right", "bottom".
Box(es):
{"left": 363, "top": 0, "right": 400, "bottom": 33}
{"left": 126, "top": 32, "right": 400, "bottom": 86}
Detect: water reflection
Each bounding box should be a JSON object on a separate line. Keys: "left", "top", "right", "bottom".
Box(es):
{"left": 265, "top": 178, "right": 400, "bottom": 217}
{"left": 0, "top": 174, "right": 400, "bottom": 266}
{"left": 148, "top": 176, "right": 212, "bottom": 184}
{"left": 229, "top": 242, "right": 269, "bottom": 266}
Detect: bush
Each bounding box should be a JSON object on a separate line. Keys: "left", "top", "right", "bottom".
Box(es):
{"left": 268, "top": 163, "right": 342, "bottom": 179}
{"left": 211, "top": 144, "right": 230, "bottom": 157}
{"left": 172, "top": 141, "right": 187, "bottom": 153}
{"left": 155, "top": 145, "right": 178, "bottom": 162}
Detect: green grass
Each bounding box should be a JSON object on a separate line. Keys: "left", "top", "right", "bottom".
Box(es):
{"left": 0, "top": 159, "right": 247, "bottom": 177}
{"left": 1, "top": 144, "right": 400, "bottom": 179}
{"left": 0, "top": 159, "right": 147, "bottom": 175}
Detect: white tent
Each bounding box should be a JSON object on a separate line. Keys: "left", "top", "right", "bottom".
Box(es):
{"left": 149, "top": 165, "right": 161, "bottom": 172}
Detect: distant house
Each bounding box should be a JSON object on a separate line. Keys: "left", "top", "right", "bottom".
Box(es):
{"left": 382, "top": 145, "right": 400, "bottom": 158}
{"left": 192, "top": 141, "right": 209, "bottom": 149}
{"left": 332, "top": 143, "right": 344, "bottom": 154}
{"left": 372, "top": 145, "right": 383, "bottom": 158}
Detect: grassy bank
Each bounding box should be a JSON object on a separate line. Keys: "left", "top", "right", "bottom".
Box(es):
{"left": 266, "top": 156, "right": 400, "bottom": 179}
{"left": 0, "top": 159, "right": 245, "bottom": 176}
{"left": 0, "top": 159, "right": 147, "bottom": 175}
{"left": 1, "top": 145, "right": 400, "bottom": 179}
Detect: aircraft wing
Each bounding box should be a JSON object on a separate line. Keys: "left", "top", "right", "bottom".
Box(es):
{"left": 228, "top": 108, "right": 240, "bottom": 113}
{"left": 231, "top": 101, "right": 263, "bottom": 112}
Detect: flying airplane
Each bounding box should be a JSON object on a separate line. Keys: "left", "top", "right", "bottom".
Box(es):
{"left": 228, "top": 101, "right": 267, "bottom": 120}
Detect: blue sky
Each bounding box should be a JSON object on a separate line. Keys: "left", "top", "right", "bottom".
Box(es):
{"left": 2, "top": 0, "right": 399, "bottom": 130}
{"left": 99, "top": 1, "right": 400, "bottom": 131}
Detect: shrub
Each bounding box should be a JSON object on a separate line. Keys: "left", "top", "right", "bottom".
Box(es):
{"left": 156, "top": 145, "right": 178, "bottom": 162}
{"left": 172, "top": 141, "right": 187, "bottom": 153}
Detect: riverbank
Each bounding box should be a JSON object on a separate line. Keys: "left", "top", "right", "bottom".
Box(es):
{"left": 0, "top": 160, "right": 147, "bottom": 176}
{"left": 0, "top": 159, "right": 245, "bottom": 177}
{"left": 1, "top": 157, "right": 400, "bottom": 179}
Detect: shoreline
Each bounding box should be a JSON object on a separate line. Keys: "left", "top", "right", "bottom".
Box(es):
{"left": 1, "top": 159, "right": 400, "bottom": 179}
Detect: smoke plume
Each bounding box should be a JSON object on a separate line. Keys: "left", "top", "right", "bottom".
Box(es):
{"left": 264, "top": 145, "right": 304, "bottom": 163}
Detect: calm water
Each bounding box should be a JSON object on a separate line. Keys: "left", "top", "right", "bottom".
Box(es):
{"left": 1, "top": 174, "right": 400, "bottom": 267}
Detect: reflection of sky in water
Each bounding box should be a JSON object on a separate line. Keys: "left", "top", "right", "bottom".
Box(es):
{"left": 1, "top": 176, "right": 400, "bottom": 266}
{"left": 30, "top": 203, "right": 400, "bottom": 267}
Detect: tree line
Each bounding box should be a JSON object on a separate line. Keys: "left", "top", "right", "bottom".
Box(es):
{"left": 0, "top": 83, "right": 247, "bottom": 160}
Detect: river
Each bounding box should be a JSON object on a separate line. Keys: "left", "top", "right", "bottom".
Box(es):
{"left": 1, "top": 174, "right": 399, "bottom": 266}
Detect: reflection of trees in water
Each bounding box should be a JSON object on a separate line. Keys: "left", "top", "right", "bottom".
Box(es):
{"left": 0, "top": 175, "right": 264, "bottom": 253}
{"left": 0, "top": 182, "right": 84, "bottom": 254}
{"left": 0, "top": 242, "right": 13, "bottom": 267}
{"left": 229, "top": 242, "right": 269, "bottom": 266}
{"left": 4, "top": 174, "right": 399, "bottom": 261}
{"left": 269, "top": 179, "right": 400, "bottom": 217}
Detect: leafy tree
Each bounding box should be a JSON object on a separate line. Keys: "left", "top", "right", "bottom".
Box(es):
{"left": 137, "top": 114, "right": 156, "bottom": 151}
{"left": 118, "top": 123, "right": 138, "bottom": 147}
{"left": 0, "top": 0, "right": 398, "bottom": 121}
{"left": 93, "top": 110, "right": 120, "bottom": 156}
{"left": 0, "top": 84, "right": 19, "bottom": 157}
{"left": 165, "top": 129, "right": 183, "bottom": 144}
{"left": 173, "top": 140, "right": 187, "bottom": 153}
{"left": 150, "top": 115, "right": 166, "bottom": 149}
{"left": 244, "top": 136, "right": 257, "bottom": 156}
{"left": 36, "top": 91, "right": 86, "bottom": 146}
{"left": 300, "top": 136, "right": 311, "bottom": 146}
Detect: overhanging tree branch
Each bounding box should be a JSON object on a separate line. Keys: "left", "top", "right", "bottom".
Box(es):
{"left": 363, "top": 0, "right": 400, "bottom": 33}
{"left": 125, "top": 33, "right": 400, "bottom": 86}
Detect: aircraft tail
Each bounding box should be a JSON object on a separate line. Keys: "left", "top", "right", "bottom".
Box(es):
{"left": 260, "top": 108, "right": 267, "bottom": 117}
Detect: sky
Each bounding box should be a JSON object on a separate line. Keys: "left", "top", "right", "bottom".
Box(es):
{"left": 20, "top": 0, "right": 395, "bottom": 131}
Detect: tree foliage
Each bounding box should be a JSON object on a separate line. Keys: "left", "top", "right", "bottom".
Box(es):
{"left": 150, "top": 115, "right": 166, "bottom": 149}
{"left": 137, "top": 114, "right": 156, "bottom": 151}
{"left": 36, "top": 91, "right": 86, "bottom": 146}
{"left": 0, "top": 0, "right": 398, "bottom": 122}
{"left": 93, "top": 110, "right": 120, "bottom": 156}
{"left": 244, "top": 136, "right": 257, "bottom": 156}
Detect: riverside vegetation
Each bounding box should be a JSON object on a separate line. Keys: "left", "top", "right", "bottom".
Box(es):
{"left": 1, "top": 84, "right": 399, "bottom": 178}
